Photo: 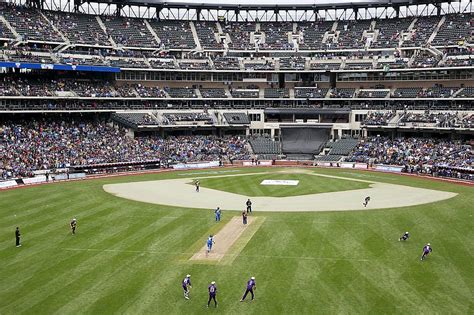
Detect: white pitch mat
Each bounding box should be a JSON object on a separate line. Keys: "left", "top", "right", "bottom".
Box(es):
{"left": 260, "top": 180, "right": 299, "bottom": 186}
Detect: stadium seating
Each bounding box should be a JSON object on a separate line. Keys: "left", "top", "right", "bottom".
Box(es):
{"left": 264, "top": 88, "right": 289, "bottom": 98}
{"left": 393, "top": 88, "right": 423, "bottom": 98}
{"left": 329, "top": 138, "right": 359, "bottom": 155}
{"left": 230, "top": 89, "right": 259, "bottom": 98}
{"left": 329, "top": 88, "right": 356, "bottom": 98}
{"left": 334, "top": 19, "right": 372, "bottom": 49}
{"left": 1, "top": 5, "right": 63, "bottom": 42}
{"left": 249, "top": 137, "right": 282, "bottom": 155}
{"left": 224, "top": 22, "right": 255, "bottom": 50}
{"left": 166, "top": 87, "right": 198, "bottom": 98}
{"left": 348, "top": 137, "right": 472, "bottom": 169}
{"left": 162, "top": 112, "right": 214, "bottom": 125}
{"left": 102, "top": 16, "right": 157, "bottom": 48}
{"left": 112, "top": 112, "right": 159, "bottom": 127}
{"left": 45, "top": 11, "right": 110, "bottom": 46}
{"left": 457, "top": 87, "right": 474, "bottom": 98}
{"left": 108, "top": 58, "right": 149, "bottom": 69}
{"left": 200, "top": 88, "right": 227, "bottom": 98}
{"left": 310, "top": 62, "right": 341, "bottom": 70}
{"left": 363, "top": 111, "right": 396, "bottom": 125}
{"left": 402, "top": 16, "right": 440, "bottom": 47}
{"left": 295, "top": 88, "right": 328, "bottom": 98}
{"left": 223, "top": 113, "right": 250, "bottom": 124}
{"left": 279, "top": 57, "right": 306, "bottom": 70}
{"left": 357, "top": 90, "right": 389, "bottom": 98}
{"left": 149, "top": 59, "right": 177, "bottom": 69}
{"left": 133, "top": 84, "right": 167, "bottom": 98}
{"left": 152, "top": 20, "right": 196, "bottom": 50}
{"left": 213, "top": 57, "right": 240, "bottom": 70}
{"left": 298, "top": 21, "right": 333, "bottom": 50}
{"left": 432, "top": 13, "right": 472, "bottom": 46}
{"left": 179, "top": 60, "right": 212, "bottom": 70}
{"left": 372, "top": 17, "right": 413, "bottom": 48}
{"left": 195, "top": 21, "right": 223, "bottom": 50}
{"left": 0, "top": 118, "right": 250, "bottom": 178}
{"left": 259, "top": 22, "right": 293, "bottom": 50}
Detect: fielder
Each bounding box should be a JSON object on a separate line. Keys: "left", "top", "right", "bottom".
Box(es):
{"left": 15, "top": 227, "right": 21, "bottom": 247}
{"left": 195, "top": 180, "right": 200, "bottom": 192}
{"left": 207, "top": 281, "right": 218, "bottom": 307}
{"left": 182, "top": 274, "right": 192, "bottom": 300}
{"left": 215, "top": 207, "right": 221, "bottom": 222}
{"left": 246, "top": 199, "right": 252, "bottom": 213}
{"left": 399, "top": 231, "right": 409, "bottom": 241}
{"left": 240, "top": 276, "right": 256, "bottom": 302}
{"left": 363, "top": 196, "right": 371, "bottom": 207}
{"left": 207, "top": 235, "right": 215, "bottom": 253}
{"left": 421, "top": 243, "right": 432, "bottom": 261}
{"left": 70, "top": 218, "right": 77, "bottom": 235}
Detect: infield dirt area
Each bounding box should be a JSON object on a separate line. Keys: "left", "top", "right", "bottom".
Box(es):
{"left": 103, "top": 172, "right": 457, "bottom": 212}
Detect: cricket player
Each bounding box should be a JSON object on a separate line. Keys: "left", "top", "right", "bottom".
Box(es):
{"left": 207, "top": 281, "right": 217, "bottom": 307}
{"left": 240, "top": 276, "right": 256, "bottom": 302}
{"left": 242, "top": 210, "right": 248, "bottom": 225}
{"left": 399, "top": 231, "right": 409, "bottom": 241}
{"left": 363, "top": 196, "right": 371, "bottom": 207}
{"left": 15, "top": 227, "right": 21, "bottom": 247}
{"left": 70, "top": 218, "right": 77, "bottom": 235}
{"left": 246, "top": 199, "right": 252, "bottom": 213}
{"left": 421, "top": 243, "right": 432, "bottom": 261}
{"left": 195, "top": 180, "right": 200, "bottom": 192}
{"left": 182, "top": 274, "right": 192, "bottom": 299}
{"left": 215, "top": 207, "right": 221, "bottom": 222}
{"left": 207, "top": 235, "right": 215, "bottom": 253}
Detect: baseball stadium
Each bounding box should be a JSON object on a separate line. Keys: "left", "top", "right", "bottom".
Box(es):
{"left": 0, "top": 0, "right": 473, "bottom": 313}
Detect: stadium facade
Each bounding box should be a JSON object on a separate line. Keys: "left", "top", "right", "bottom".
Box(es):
{"left": 0, "top": 0, "right": 472, "bottom": 182}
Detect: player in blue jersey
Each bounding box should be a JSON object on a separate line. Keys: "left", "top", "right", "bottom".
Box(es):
{"left": 207, "top": 235, "right": 215, "bottom": 253}
{"left": 240, "top": 276, "right": 256, "bottom": 302}
{"left": 421, "top": 243, "right": 432, "bottom": 261}
{"left": 182, "top": 274, "right": 192, "bottom": 300}
{"left": 215, "top": 207, "right": 221, "bottom": 222}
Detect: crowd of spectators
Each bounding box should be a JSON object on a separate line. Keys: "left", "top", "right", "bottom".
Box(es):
{"left": 224, "top": 22, "right": 255, "bottom": 50}
{"left": 400, "top": 111, "right": 458, "bottom": 127}
{"left": 347, "top": 137, "right": 472, "bottom": 170}
{"left": 162, "top": 112, "right": 213, "bottom": 125}
{"left": 362, "top": 111, "right": 395, "bottom": 125}
{"left": 0, "top": 118, "right": 250, "bottom": 179}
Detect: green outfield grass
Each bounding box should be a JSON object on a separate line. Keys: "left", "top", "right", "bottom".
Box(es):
{"left": 198, "top": 173, "right": 370, "bottom": 197}
{"left": 0, "top": 168, "right": 473, "bottom": 314}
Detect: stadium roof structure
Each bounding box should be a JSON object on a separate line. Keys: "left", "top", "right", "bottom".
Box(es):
{"left": 74, "top": 0, "right": 449, "bottom": 10}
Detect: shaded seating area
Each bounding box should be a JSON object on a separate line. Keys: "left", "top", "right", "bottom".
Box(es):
{"left": 223, "top": 113, "right": 250, "bottom": 124}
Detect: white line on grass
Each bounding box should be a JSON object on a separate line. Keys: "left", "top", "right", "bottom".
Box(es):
{"left": 62, "top": 247, "right": 370, "bottom": 262}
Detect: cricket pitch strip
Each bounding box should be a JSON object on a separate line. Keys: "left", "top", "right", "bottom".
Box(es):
{"left": 189, "top": 216, "right": 265, "bottom": 264}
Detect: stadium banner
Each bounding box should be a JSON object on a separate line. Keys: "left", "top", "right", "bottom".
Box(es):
{"left": 172, "top": 161, "right": 219, "bottom": 170}
{"left": 0, "top": 62, "right": 120, "bottom": 73}
{"left": 68, "top": 173, "right": 86, "bottom": 179}
{"left": 0, "top": 180, "right": 18, "bottom": 189}
{"left": 375, "top": 165, "right": 404, "bottom": 173}
{"left": 54, "top": 173, "right": 69, "bottom": 180}
{"left": 354, "top": 163, "right": 369, "bottom": 169}
{"left": 22, "top": 175, "right": 47, "bottom": 184}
